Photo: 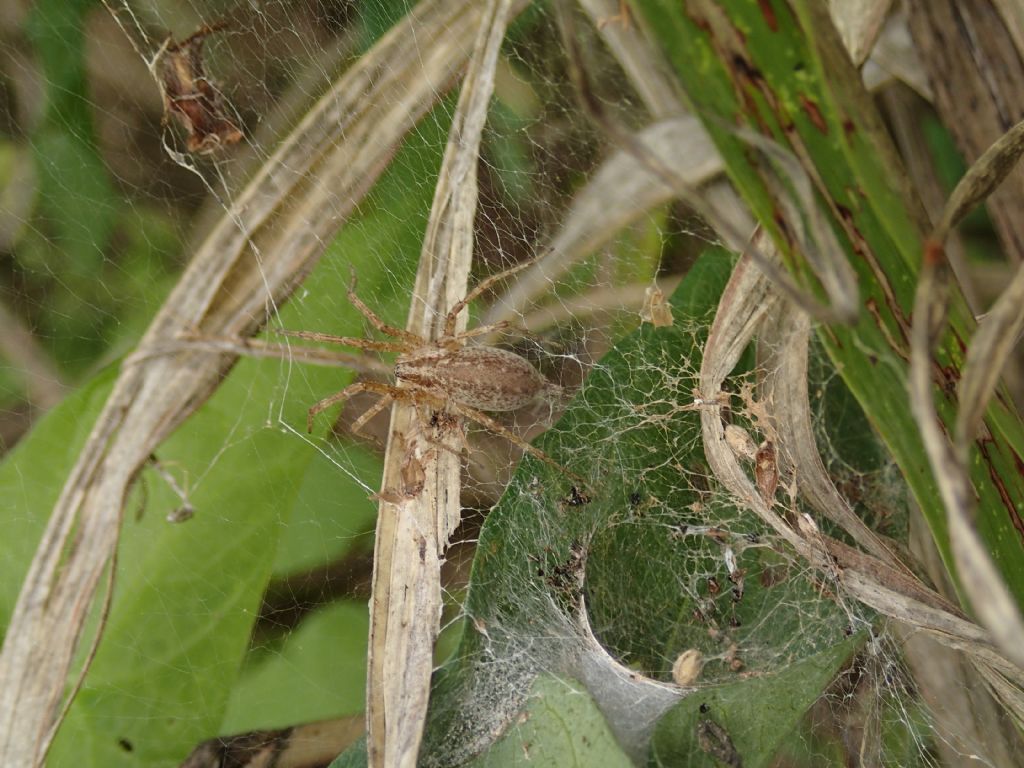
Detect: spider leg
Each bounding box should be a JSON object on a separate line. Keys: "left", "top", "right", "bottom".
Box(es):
{"left": 135, "top": 333, "right": 394, "bottom": 377}
{"left": 276, "top": 329, "right": 411, "bottom": 354}
{"left": 447, "top": 401, "right": 587, "bottom": 489}
{"left": 443, "top": 259, "right": 538, "bottom": 337}
{"left": 307, "top": 380, "right": 405, "bottom": 432}
{"left": 347, "top": 271, "right": 422, "bottom": 344}
{"left": 350, "top": 393, "right": 394, "bottom": 436}
{"left": 447, "top": 320, "right": 511, "bottom": 345}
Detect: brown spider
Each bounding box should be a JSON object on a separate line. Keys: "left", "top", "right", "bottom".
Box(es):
{"left": 280, "top": 262, "right": 573, "bottom": 478}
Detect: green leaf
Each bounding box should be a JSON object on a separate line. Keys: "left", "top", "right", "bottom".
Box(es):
{"left": 222, "top": 601, "right": 369, "bottom": 732}
{"left": 464, "top": 676, "right": 633, "bottom": 768}
{"left": 0, "top": 366, "right": 118, "bottom": 633}
{"left": 390, "top": 252, "right": 858, "bottom": 766}
{"left": 47, "top": 366, "right": 308, "bottom": 766}
{"left": 270, "top": 448, "right": 378, "bottom": 577}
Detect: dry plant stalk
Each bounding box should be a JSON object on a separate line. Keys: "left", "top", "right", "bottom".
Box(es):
{"left": 0, "top": 1, "right": 501, "bottom": 765}
{"left": 756, "top": 282, "right": 906, "bottom": 569}
{"left": 366, "top": 2, "right": 513, "bottom": 765}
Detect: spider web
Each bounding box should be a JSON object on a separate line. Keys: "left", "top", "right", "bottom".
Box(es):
{"left": 0, "top": 2, "right": 1018, "bottom": 768}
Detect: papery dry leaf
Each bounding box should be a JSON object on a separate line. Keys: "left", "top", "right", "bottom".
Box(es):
{"left": 640, "top": 284, "right": 674, "bottom": 327}
{"left": 156, "top": 25, "right": 244, "bottom": 154}
{"left": 366, "top": 3, "right": 515, "bottom": 765}
{"left": 754, "top": 440, "right": 778, "bottom": 504}
{"left": 724, "top": 423, "right": 757, "bottom": 461}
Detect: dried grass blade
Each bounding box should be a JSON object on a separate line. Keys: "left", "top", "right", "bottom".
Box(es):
{"left": 938, "top": 119, "right": 1024, "bottom": 448}
{"left": 576, "top": 0, "right": 685, "bottom": 118}
{"left": 759, "top": 300, "right": 906, "bottom": 567}
{"left": 366, "top": 2, "right": 512, "bottom": 766}
{"left": 935, "top": 118, "right": 1024, "bottom": 242}
{"left": 698, "top": 239, "right": 797, "bottom": 546}
{"left": 908, "top": 249, "right": 1024, "bottom": 671}
{"left": 956, "top": 261, "right": 1024, "bottom": 450}
{"left": 730, "top": 127, "right": 860, "bottom": 323}
{"left": 0, "top": 2, "right": 495, "bottom": 765}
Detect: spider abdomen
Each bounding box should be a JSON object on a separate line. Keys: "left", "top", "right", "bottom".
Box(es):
{"left": 395, "top": 345, "right": 553, "bottom": 412}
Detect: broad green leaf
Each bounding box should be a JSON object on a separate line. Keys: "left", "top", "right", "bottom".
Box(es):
{"left": 222, "top": 601, "right": 369, "bottom": 732}
{"left": 270, "top": 448, "right": 378, "bottom": 577}
{"left": 0, "top": 366, "right": 118, "bottom": 633}
{"left": 464, "top": 676, "right": 633, "bottom": 768}
{"left": 47, "top": 363, "right": 309, "bottom": 766}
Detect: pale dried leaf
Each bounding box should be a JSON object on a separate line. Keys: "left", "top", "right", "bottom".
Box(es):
{"left": 956, "top": 261, "right": 1024, "bottom": 450}
{"left": 758, "top": 299, "right": 906, "bottom": 566}
{"left": 639, "top": 284, "right": 674, "bottom": 327}
{"left": 483, "top": 115, "right": 722, "bottom": 328}
{"left": 578, "top": 0, "right": 686, "bottom": 119}
{"left": 731, "top": 127, "right": 860, "bottom": 324}
{"left": 936, "top": 118, "right": 1024, "bottom": 242}
{"left": 862, "top": 11, "right": 933, "bottom": 99}
{"left": 724, "top": 424, "right": 757, "bottom": 461}
{"left": 934, "top": 120, "right": 1024, "bottom": 450}
{"left": 829, "top": 0, "right": 893, "bottom": 66}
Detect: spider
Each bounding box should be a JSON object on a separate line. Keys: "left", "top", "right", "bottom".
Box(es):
{"left": 279, "top": 261, "right": 576, "bottom": 480}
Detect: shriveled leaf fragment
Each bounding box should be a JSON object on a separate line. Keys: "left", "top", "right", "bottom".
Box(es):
{"left": 672, "top": 649, "right": 704, "bottom": 687}
{"left": 640, "top": 284, "right": 675, "bottom": 327}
